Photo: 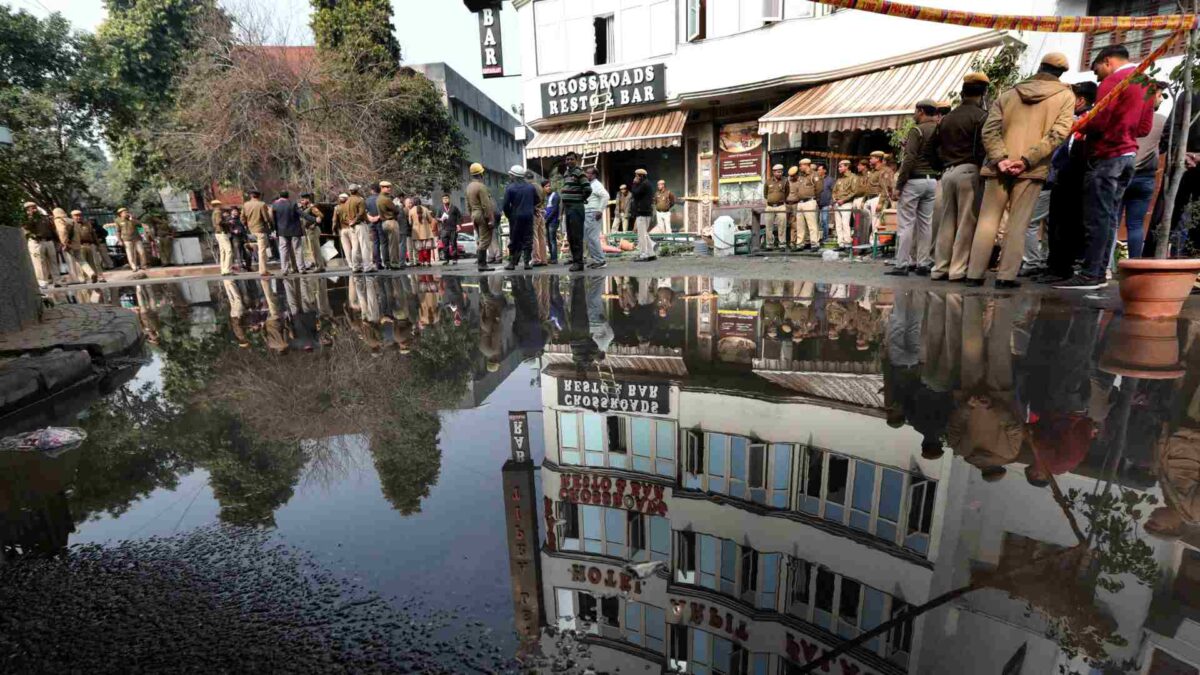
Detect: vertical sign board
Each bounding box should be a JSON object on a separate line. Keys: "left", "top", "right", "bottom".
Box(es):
{"left": 508, "top": 411, "right": 531, "bottom": 463}
{"left": 502, "top": 461, "right": 542, "bottom": 650}
{"left": 478, "top": 2, "right": 504, "bottom": 79}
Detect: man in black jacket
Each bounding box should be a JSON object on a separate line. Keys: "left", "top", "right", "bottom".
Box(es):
{"left": 438, "top": 194, "right": 462, "bottom": 265}
{"left": 558, "top": 151, "right": 592, "bottom": 272}
{"left": 271, "top": 191, "right": 305, "bottom": 275}
{"left": 630, "top": 169, "right": 656, "bottom": 261}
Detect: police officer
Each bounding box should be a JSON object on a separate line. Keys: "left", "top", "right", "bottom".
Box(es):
{"left": 466, "top": 162, "right": 496, "bottom": 272}
{"left": 150, "top": 213, "right": 174, "bottom": 267}
{"left": 831, "top": 160, "right": 860, "bottom": 251}
{"left": 241, "top": 190, "right": 274, "bottom": 277}
{"left": 116, "top": 207, "right": 147, "bottom": 273}
{"left": 377, "top": 181, "right": 402, "bottom": 270}
{"left": 763, "top": 164, "right": 787, "bottom": 249}
{"left": 73, "top": 209, "right": 105, "bottom": 283}
{"left": 298, "top": 193, "right": 326, "bottom": 273}
{"left": 22, "top": 202, "right": 57, "bottom": 286}
{"left": 345, "top": 185, "right": 371, "bottom": 273}
{"left": 791, "top": 159, "right": 821, "bottom": 250}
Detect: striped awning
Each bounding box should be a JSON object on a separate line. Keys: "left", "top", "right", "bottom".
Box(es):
{"left": 527, "top": 110, "right": 687, "bottom": 159}
{"left": 758, "top": 45, "right": 1002, "bottom": 135}
{"left": 753, "top": 371, "right": 885, "bottom": 409}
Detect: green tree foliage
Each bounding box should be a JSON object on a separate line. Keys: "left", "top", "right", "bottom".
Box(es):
{"left": 86, "top": 0, "right": 228, "bottom": 203}
{"left": 0, "top": 8, "right": 103, "bottom": 225}
{"left": 310, "top": 0, "right": 402, "bottom": 76}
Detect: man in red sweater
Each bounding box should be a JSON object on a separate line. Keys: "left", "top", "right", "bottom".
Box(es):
{"left": 1056, "top": 45, "right": 1156, "bottom": 290}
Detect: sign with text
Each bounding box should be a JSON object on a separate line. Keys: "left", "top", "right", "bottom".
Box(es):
{"left": 541, "top": 64, "right": 666, "bottom": 117}
{"left": 718, "top": 122, "right": 764, "bottom": 182}
{"left": 557, "top": 378, "right": 670, "bottom": 415}
{"left": 502, "top": 464, "right": 541, "bottom": 647}
{"left": 477, "top": 3, "right": 504, "bottom": 78}
{"left": 508, "top": 411, "right": 531, "bottom": 463}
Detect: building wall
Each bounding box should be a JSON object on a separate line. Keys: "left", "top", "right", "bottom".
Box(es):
{"left": 0, "top": 226, "right": 42, "bottom": 334}
{"left": 409, "top": 62, "right": 527, "bottom": 214}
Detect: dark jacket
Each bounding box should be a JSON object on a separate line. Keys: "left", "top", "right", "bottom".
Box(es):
{"left": 438, "top": 204, "right": 462, "bottom": 237}
{"left": 365, "top": 194, "right": 380, "bottom": 218}
{"left": 818, "top": 176, "right": 834, "bottom": 208}
{"left": 559, "top": 166, "right": 592, "bottom": 207}
{"left": 896, "top": 120, "right": 940, "bottom": 191}
{"left": 630, "top": 179, "right": 654, "bottom": 217}
{"left": 271, "top": 198, "right": 303, "bottom": 237}
{"left": 931, "top": 98, "right": 988, "bottom": 169}
{"left": 502, "top": 180, "right": 540, "bottom": 221}
{"left": 545, "top": 191, "right": 560, "bottom": 224}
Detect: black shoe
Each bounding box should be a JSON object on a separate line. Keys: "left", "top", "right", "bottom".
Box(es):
{"left": 1052, "top": 275, "right": 1107, "bottom": 290}
{"left": 588, "top": 261, "right": 607, "bottom": 269}
{"left": 568, "top": 263, "right": 584, "bottom": 272}
{"left": 964, "top": 278, "right": 985, "bottom": 287}
{"left": 1034, "top": 271, "right": 1070, "bottom": 285}
{"left": 524, "top": 262, "right": 533, "bottom": 270}
{"left": 913, "top": 266, "right": 931, "bottom": 277}
{"left": 885, "top": 267, "right": 910, "bottom": 277}
{"left": 995, "top": 279, "right": 1021, "bottom": 289}
{"left": 1018, "top": 267, "right": 1045, "bottom": 278}
{"left": 948, "top": 277, "right": 967, "bottom": 283}
{"left": 504, "top": 263, "right": 516, "bottom": 271}
{"left": 636, "top": 255, "right": 657, "bottom": 263}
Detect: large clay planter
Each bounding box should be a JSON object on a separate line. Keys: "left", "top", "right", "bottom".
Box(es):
{"left": 1099, "top": 316, "right": 1184, "bottom": 379}
{"left": 1117, "top": 258, "right": 1200, "bottom": 319}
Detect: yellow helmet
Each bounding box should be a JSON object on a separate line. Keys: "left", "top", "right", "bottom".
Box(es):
{"left": 469, "top": 162, "right": 485, "bottom": 176}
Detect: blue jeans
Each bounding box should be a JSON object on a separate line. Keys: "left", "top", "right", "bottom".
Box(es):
{"left": 546, "top": 216, "right": 560, "bottom": 262}
{"left": 819, "top": 206, "right": 830, "bottom": 239}
{"left": 1122, "top": 172, "right": 1157, "bottom": 259}
{"left": 584, "top": 211, "right": 605, "bottom": 265}
{"left": 1081, "top": 155, "right": 1135, "bottom": 279}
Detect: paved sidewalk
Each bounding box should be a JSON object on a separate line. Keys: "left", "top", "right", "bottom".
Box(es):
{"left": 0, "top": 304, "right": 141, "bottom": 359}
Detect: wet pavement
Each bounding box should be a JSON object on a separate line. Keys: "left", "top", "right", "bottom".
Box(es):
{"left": 1, "top": 273, "right": 1199, "bottom": 674}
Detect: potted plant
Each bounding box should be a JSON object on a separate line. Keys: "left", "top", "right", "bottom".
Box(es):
{"left": 1120, "top": 14, "right": 1200, "bottom": 319}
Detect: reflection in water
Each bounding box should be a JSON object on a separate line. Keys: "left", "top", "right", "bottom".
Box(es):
{"left": 4, "top": 275, "right": 1200, "bottom": 673}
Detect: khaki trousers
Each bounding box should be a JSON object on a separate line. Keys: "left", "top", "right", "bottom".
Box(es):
{"left": 123, "top": 240, "right": 147, "bottom": 271}
{"left": 27, "top": 239, "right": 57, "bottom": 285}
{"left": 967, "top": 177, "right": 1044, "bottom": 282}
{"left": 793, "top": 200, "right": 819, "bottom": 246}
{"left": 382, "top": 220, "right": 400, "bottom": 266}
{"left": 763, "top": 205, "right": 787, "bottom": 246}
{"left": 158, "top": 236, "right": 173, "bottom": 266}
{"left": 216, "top": 233, "right": 234, "bottom": 274}
{"left": 832, "top": 203, "right": 854, "bottom": 246}
{"left": 253, "top": 232, "right": 270, "bottom": 275}
{"left": 96, "top": 241, "right": 113, "bottom": 269}
{"left": 80, "top": 244, "right": 104, "bottom": 281}
{"left": 472, "top": 211, "right": 494, "bottom": 254}
{"left": 932, "top": 164, "right": 982, "bottom": 280}
{"left": 355, "top": 223, "right": 376, "bottom": 272}
{"left": 653, "top": 210, "right": 671, "bottom": 234}
{"left": 635, "top": 215, "right": 655, "bottom": 258}
{"left": 61, "top": 248, "right": 83, "bottom": 283}
{"left": 306, "top": 227, "right": 325, "bottom": 270}
{"left": 865, "top": 196, "right": 883, "bottom": 235}
{"left": 339, "top": 228, "right": 361, "bottom": 271}
{"left": 532, "top": 211, "right": 548, "bottom": 264}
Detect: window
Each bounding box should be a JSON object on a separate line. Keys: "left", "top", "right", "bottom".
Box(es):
{"left": 699, "top": 433, "right": 788, "bottom": 505}
{"left": 887, "top": 600, "right": 914, "bottom": 663}
{"left": 905, "top": 477, "right": 936, "bottom": 555}
{"left": 593, "top": 15, "right": 614, "bottom": 66}
{"left": 823, "top": 455, "right": 849, "bottom": 522}
{"left": 676, "top": 531, "right": 697, "bottom": 584}
{"left": 677, "top": 627, "right": 763, "bottom": 675}
{"left": 556, "top": 588, "right": 619, "bottom": 635}
{"left": 789, "top": 559, "right": 895, "bottom": 648}
{"left": 684, "top": 430, "right": 705, "bottom": 488}
{"left": 679, "top": 533, "right": 778, "bottom": 610}
{"left": 560, "top": 412, "right": 674, "bottom": 476}
{"left": 626, "top": 601, "right": 667, "bottom": 654}
{"left": 687, "top": 0, "right": 706, "bottom": 41}
{"left": 558, "top": 503, "right": 669, "bottom": 562}
{"left": 1083, "top": 1, "right": 1185, "bottom": 67}
{"left": 763, "top": 0, "right": 782, "bottom": 22}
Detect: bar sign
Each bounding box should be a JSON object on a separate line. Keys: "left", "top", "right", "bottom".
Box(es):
{"left": 478, "top": 3, "right": 504, "bottom": 78}
{"left": 509, "top": 411, "right": 530, "bottom": 463}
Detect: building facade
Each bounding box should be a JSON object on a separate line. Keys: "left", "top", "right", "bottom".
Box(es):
{"left": 410, "top": 62, "right": 527, "bottom": 215}
{"left": 509, "top": 0, "right": 1124, "bottom": 234}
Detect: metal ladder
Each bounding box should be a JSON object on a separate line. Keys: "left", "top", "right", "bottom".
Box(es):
{"left": 581, "top": 84, "right": 611, "bottom": 170}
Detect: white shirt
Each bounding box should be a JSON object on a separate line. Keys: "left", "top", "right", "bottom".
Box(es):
{"left": 585, "top": 178, "right": 609, "bottom": 213}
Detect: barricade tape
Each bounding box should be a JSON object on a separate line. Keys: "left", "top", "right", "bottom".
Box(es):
{"left": 812, "top": 0, "right": 1198, "bottom": 32}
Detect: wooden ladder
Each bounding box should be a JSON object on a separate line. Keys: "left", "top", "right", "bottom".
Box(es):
{"left": 581, "top": 85, "right": 611, "bottom": 170}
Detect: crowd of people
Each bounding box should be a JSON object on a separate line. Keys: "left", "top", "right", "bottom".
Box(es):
{"left": 881, "top": 45, "right": 1168, "bottom": 290}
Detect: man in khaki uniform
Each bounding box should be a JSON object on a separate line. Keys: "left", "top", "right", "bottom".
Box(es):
{"left": 241, "top": 190, "right": 274, "bottom": 277}
{"left": 149, "top": 213, "right": 174, "bottom": 266}
{"left": 529, "top": 171, "right": 548, "bottom": 266}
{"left": 377, "top": 182, "right": 401, "bottom": 268}
{"left": 615, "top": 185, "right": 631, "bottom": 233}
{"left": 652, "top": 180, "right": 675, "bottom": 233}
{"left": 930, "top": 72, "right": 990, "bottom": 282}
{"left": 52, "top": 207, "right": 84, "bottom": 283}
{"left": 862, "top": 151, "right": 890, "bottom": 234}
{"left": 299, "top": 193, "right": 325, "bottom": 272}
{"left": 333, "top": 193, "right": 359, "bottom": 271}
{"left": 345, "top": 184, "right": 371, "bottom": 272}
{"left": 790, "top": 159, "right": 821, "bottom": 250}
{"left": 73, "top": 210, "right": 105, "bottom": 282}
{"left": 211, "top": 199, "right": 234, "bottom": 275}
{"left": 116, "top": 207, "right": 147, "bottom": 272}
{"left": 967, "top": 53, "right": 1076, "bottom": 287}
{"left": 466, "top": 162, "right": 496, "bottom": 272}
{"left": 831, "top": 160, "right": 859, "bottom": 250}
{"left": 22, "top": 202, "right": 58, "bottom": 286}
{"left": 763, "top": 164, "right": 788, "bottom": 249}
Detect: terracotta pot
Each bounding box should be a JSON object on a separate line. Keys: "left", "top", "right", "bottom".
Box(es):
{"left": 1117, "top": 258, "right": 1200, "bottom": 319}
{"left": 1099, "top": 315, "right": 1184, "bottom": 380}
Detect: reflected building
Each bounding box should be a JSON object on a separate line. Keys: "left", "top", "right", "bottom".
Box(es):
{"left": 510, "top": 279, "right": 1200, "bottom": 675}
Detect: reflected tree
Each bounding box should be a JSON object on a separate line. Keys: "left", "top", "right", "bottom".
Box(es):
{"left": 370, "top": 410, "right": 442, "bottom": 516}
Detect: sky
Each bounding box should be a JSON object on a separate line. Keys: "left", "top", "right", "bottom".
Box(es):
{"left": 9, "top": 0, "right": 522, "bottom": 111}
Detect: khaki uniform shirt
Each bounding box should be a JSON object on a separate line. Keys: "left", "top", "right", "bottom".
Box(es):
{"left": 377, "top": 194, "right": 398, "bottom": 221}
{"left": 77, "top": 220, "right": 97, "bottom": 245}
{"left": 54, "top": 216, "right": 79, "bottom": 250}
{"left": 212, "top": 209, "right": 226, "bottom": 234}
{"left": 862, "top": 168, "right": 888, "bottom": 198}
{"left": 764, "top": 177, "right": 787, "bottom": 205}
{"left": 345, "top": 195, "right": 367, "bottom": 225}
{"left": 832, "top": 175, "right": 859, "bottom": 203}
{"left": 788, "top": 175, "right": 818, "bottom": 202}
{"left": 117, "top": 215, "right": 140, "bottom": 242}
{"left": 242, "top": 198, "right": 273, "bottom": 235}
{"left": 466, "top": 179, "right": 493, "bottom": 219}
{"left": 617, "top": 191, "right": 632, "bottom": 215}
{"left": 654, "top": 189, "right": 675, "bottom": 212}
{"left": 333, "top": 203, "right": 349, "bottom": 230}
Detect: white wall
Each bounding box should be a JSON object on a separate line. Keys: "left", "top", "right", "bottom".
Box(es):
{"left": 518, "top": 0, "right": 1093, "bottom": 124}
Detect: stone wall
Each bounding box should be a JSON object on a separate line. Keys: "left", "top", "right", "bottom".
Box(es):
{"left": 0, "top": 226, "right": 42, "bottom": 334}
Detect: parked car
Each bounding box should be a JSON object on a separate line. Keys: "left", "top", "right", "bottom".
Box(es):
{"left": 456, "top": 232, "right": 478, "bottom": 256}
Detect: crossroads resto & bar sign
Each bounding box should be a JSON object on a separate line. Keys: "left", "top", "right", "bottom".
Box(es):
{"left": 557, "top": 378, "right": 670, "bottom": 414}
{"left": 541, "top": 64, "right": 666, "bottom": 117}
